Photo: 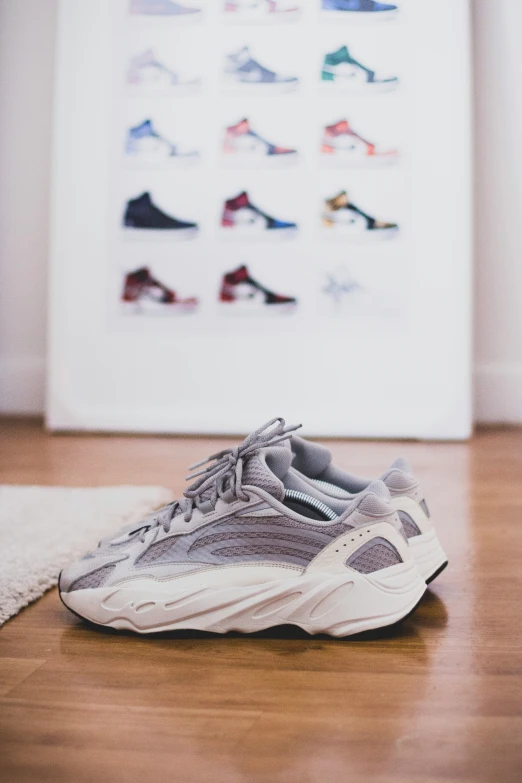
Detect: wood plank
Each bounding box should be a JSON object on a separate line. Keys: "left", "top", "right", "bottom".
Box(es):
{"left": 0, "top": 658, "right": 45, "bottom": 697}
{"left": 0, "top": 419, "right": 521, "bottom": 783}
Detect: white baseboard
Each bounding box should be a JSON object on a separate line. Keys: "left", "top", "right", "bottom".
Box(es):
{"left": 0, "top": 356, "right": 46, "bottom": 414}
{"left": 2, "top": 356, "right": 522, "bottom": 425}
{"left": 475, "top": 363, "right": 522, "bottom": 424}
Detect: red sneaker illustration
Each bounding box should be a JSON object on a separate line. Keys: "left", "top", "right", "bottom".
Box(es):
{"left": 221, "top": 191, "right": 297, "bottom": 239}
{"left": 223, "top": 118, "right": 297, "bottom": 167}
{"left": 219, "top": 265, "right": 297, "bottom": 313}
{"left": 121, "top": 268, "right": 198, "bottom": 314}
{"left": 321, "top": 119, "right": 398, "bottom": 167}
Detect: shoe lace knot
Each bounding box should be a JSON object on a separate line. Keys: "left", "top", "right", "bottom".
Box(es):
{"left": 140, "top": 417, "right": 301, "bottom": 540}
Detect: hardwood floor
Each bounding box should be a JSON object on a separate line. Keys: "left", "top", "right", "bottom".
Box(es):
{"left": 0, "top": 419, "right": 521, "bottom": 783}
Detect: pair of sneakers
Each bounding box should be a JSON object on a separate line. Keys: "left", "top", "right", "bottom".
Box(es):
{"left": 59, "top": 419, "right": 447, "bottom": 637}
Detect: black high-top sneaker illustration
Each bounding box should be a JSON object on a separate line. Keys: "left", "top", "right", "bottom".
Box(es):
{"left": 123, "top": 192, "right": 198, "bottom": 239}
{"left": 219, "top": 264, "right": 297, "bottom": 313}
{"left": 121, "top": 267, "right": 198, "bottom": 314}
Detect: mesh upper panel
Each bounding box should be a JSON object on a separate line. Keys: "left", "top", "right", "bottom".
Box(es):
{"left": 347, "top": 539, "right": 402, "bottom": 574}
{"left": 190, "top": 530, "right": 323, "bottom": 552}
{"left": 398, "top": 510, "right": 421, "bottom": 539}
{"left": 69, "top": 564, "right": 116, "bottom": 592}
{"left": 215, "top": 545, "right": 316, "bottom": 560}
{"left": 216, "top": 515, "right": 350, "bottom": 537}
{"left": 134, "top": 512, "right": 349, "bottom": 569}
{"left": 136, "top": 536, "right": 175, "bottom": 565}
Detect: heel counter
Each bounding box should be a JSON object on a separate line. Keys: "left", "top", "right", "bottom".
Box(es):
{"left": 390, "top": 494, "right": 433, "bottom": 537}
{"left": 306, "top": 519, "right": 411, "bottom": 577}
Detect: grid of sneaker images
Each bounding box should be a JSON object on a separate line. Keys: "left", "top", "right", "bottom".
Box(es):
{"left": 115, "top": 0, "right": 408, "bottom": 329}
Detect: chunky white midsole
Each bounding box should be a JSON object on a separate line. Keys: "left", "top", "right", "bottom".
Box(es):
{"left": 408, "top": 529, "right": 447, "bottom": 582}
{"left": 61, "top": 559, "right": 425, "bottom": 636}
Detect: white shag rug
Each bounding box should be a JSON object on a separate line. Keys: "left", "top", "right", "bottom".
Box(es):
{"left": 0, "top": 484, "right": 174, "bottom": 626}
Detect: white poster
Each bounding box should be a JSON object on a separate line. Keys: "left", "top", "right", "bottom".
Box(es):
{"left": 48, "top": 0, "right": 472, "bottom": 438}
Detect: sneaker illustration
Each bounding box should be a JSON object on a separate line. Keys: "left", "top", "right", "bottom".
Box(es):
{"left": 322, "top": 191, "right": 398, "bottom": 239}
{"left": 58, "top": 418, "right": 426, "bottom": 635}
{"left": 121, "top": 268, "right": 198, "bottom": 315}
{"left": 322, "top": 269, "right": 363, "bottom": 306}
{"left": 321, "top": 119, "right": 398, "bottom": 167}
{"left": 219, "top": 265, "right": 297, "bottom": 313}
{"left": 224, "top": 47, "right": 299, "bottom": 92}
{"left": 126, "top": 50, "right": 201, "bottom": 92}
{"left": 129, "top": 0, "right": 202, "bottom": 18}
{"left": 289, "top": 435, "right": 448, "bottom": 584}
{"left": 123, "top": 192, "right": 199, "bottom": 239}
{"left": 321, "top": 0, "right": 398, "bottom": 21}
{"left": 221, "top": 191, "right": 297, "bottom": 239}
{"left": 125, "top": 119, "right": 199, "bottom": 166}
{"left": 321, "top": 46, "right": 398, "bottom": 92}
{"left": 223, "top": 0, "right": 301, "bottom": 23}
{"left": 223, "top": 118, "right": 297, "bottom": 167}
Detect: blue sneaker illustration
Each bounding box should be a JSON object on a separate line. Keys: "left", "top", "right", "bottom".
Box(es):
{"left": 129, "top": 0, "right": 202, "bottom": 17}
{"left": 321, "top": 0, "right": 398, "bottom": 20}
{"left": 125, "top": 119, "right": 199, "bottom": 166}
{"left": 224, "top": 47, "right": 299, "bottom": 93}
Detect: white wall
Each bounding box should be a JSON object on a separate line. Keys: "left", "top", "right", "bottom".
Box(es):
{"left": 472, "top": 0, "right": 522, "bottom": 423}
{"left": 0, "top": 0, "right": 521, "bottom": 423}
{"left": 0, "top": 0, "right": 57, "bottom": 413}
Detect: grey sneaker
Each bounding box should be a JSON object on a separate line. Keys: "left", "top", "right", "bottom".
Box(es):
{"left": 289, "top": 436, "right": 448, "bottom": 584}
{"left": 59, "top": 419, "right": 425, "bottom": 636}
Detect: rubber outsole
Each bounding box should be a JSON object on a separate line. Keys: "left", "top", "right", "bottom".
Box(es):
{"left": 425, "top": 560, "right": 448, "bottom": 585}
{"left": 59, "top": 562, "right": 426, "bottom": 639}
{"left": 58, "top": 585, "right": 426, "bottom": 641}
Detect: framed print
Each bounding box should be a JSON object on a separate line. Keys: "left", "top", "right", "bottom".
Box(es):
{"left": 47, "top": 0, "right": 472, "bottom": 438}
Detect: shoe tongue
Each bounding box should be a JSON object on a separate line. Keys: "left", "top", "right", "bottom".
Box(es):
{"left": 237, "top": 191, "right": 249, "bottom": 204}
{"left": 242, "top": 446, "right": 292, "bottom": 502}
{"left": 235, "top": 47, "right": 250, "bottom": 65}
{"left": 334, "top": 190, "right": 349, "bottom": 206}
{"left": 290, "top": 436, "right": 332, "bottom": 478}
